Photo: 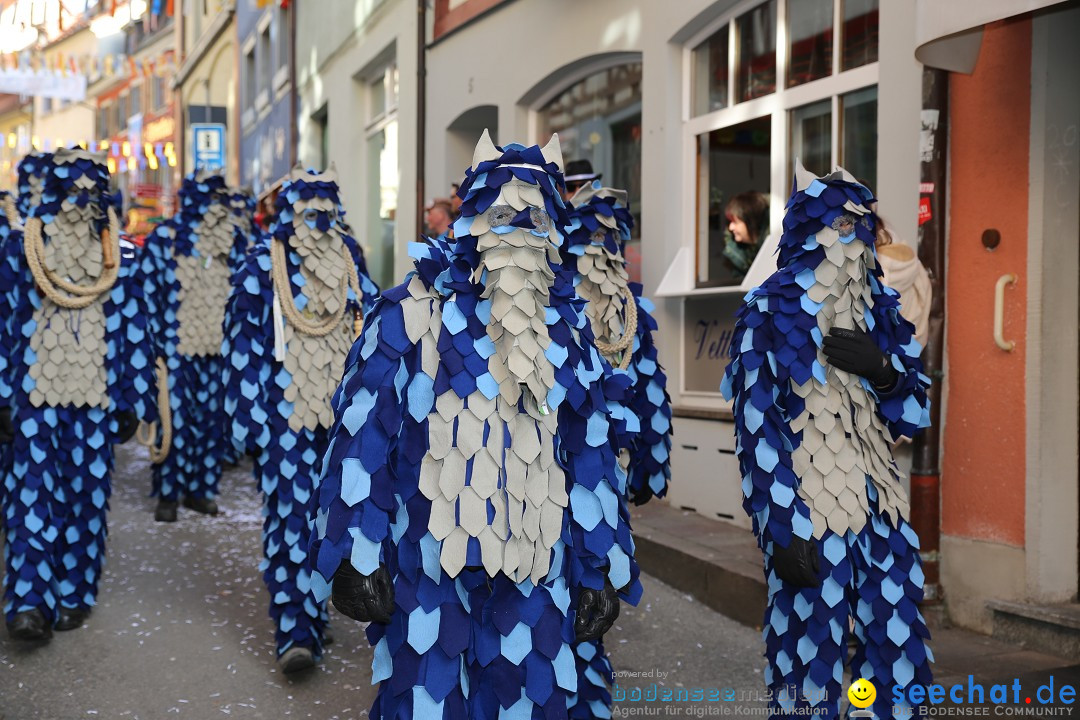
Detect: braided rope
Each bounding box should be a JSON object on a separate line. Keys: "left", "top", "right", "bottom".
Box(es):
{"left": 594, "top": 287, "right": 638, "bottom": 371}
{"left": 271, "top": 237, "right": 364, "bottom": 338}
{"left": 24, "top": 207, "right": 121, "bottom": 309}
{"left": 135, "top": 358, "right": 172, "bottom": 464}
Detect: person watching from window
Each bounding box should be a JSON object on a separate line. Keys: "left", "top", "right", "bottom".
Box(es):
{"left": 722, "top": 190, "right": 770, "bottom": 279}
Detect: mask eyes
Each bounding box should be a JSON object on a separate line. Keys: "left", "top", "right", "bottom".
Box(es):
{"left": 589, "top": 229, "right": 606, "bottom": 245}
{"left": 303, "top": 209, "right": 319, "bottom": 223}
{"left": 529, "top": 208, "right": 549, "bottom": 232}
{"left": 487, "top": 204, "right": 515, "bottom": 227}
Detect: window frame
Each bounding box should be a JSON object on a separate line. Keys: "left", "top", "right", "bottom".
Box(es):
{"left": 679, "top": 0, "right": 879, "bottom": 297}
{"left": 675, "top": 0, "right": 880, "bottom": 404}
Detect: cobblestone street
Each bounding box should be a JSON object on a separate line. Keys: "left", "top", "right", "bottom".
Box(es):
{"left": 0, "top": 443, "right": 768, "bottom": 720}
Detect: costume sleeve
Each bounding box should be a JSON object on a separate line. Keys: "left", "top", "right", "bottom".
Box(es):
{"left": 222, "top": 244, "right": 275, "bottom": 456}
{"left": 560, "top": 337, "right": 643, "bottom": 606}
{"left": 106, "top": 246, "right": 158, "bottom": 423}
{"left": 625, "top": 294, "right": 672, "bottom": 505}
{"left": 721, "top": 296, "right": 814, "bottom": 551}
{"left": 866, "top": 282, "right": 932, "bottom": 440}
{"left": 0, "top": 234, "right": 26, "bottom": 406}
{"left": 309, "top": 294, "right": 410, "bottom": 602}
{"left": 140, "top": 224, "right": 178, "bottom": 365}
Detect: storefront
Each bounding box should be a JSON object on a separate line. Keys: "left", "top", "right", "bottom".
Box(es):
{"left": 425, "top": 0, "right": 922, "bottom": 529}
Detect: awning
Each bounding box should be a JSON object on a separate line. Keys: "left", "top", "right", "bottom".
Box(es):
{"left": 915, "top": 0, "right": 1067, "bottom": 73}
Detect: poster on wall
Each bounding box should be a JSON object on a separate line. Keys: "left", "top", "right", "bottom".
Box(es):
{"left": 683, "top": 294, "right": 743, "bottom": 397}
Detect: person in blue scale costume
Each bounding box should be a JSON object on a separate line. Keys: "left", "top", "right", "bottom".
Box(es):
{"left": 560, "top": 181, "right": 672, "bottom": 719}
{"left": 222, "top": 165, "right": 379, "bottom": 673}
{"left": 722, "top": 164, "right": 934, "bottom": 719}
{"left": 140, "top": 170, "right": 246, "bottom": 522}
{"left": 309, "top": 131, "right": 642, "bottom": 719}
{"left": 0, "top": 148, "right": 157, "bottom": 641}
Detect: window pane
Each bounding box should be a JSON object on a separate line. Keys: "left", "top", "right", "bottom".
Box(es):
{"left": 691, "top": 24, "right": 728, "bottom": 116}
{"left": 842, "top": 0, "right": 879, "bottom": 70}
{"left": 695, "top": 115, "right": 771, "bottom": 287}
{"left": 840, "top": 85, "right": 877, "bottom": 189}
{"left": 370, "top": 76, "right": 386, "bottom": 120}
{"left": 787, "top": 0, "right": 832, "bottom": 88}
{"left": 790, "top": 99, "right": 831, "bottom": 178}
{"left": 538, "top": 62, "right": 644, "bottom": 282}
{"left": 736, "top": 0, "right": 776, "bottom": 102}
{"left": 366, "top": 119, "right": 398, "bottom": 289}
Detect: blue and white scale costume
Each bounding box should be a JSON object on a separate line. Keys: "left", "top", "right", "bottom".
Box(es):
{"left": 0, "top": 148, "right": 157, "bottom": 626}
{"left": 140, "top": 171, "right": 246, "bottom": 505}
{"left": 310, "top": 133, "right": 642, "bottom": 719}
{"left": 722, "top": 166, "right": 934, "bottom": 718}
{"left": 561, "top": 183, "right": 672, "bottom": 719}
{"left": 222, "top": 166, "right": 379, "bottom": 661}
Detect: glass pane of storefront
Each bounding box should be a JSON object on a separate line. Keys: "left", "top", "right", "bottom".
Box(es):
{"left": 736, "top": 0, "right": 776, "bottom": 102}
{"left": 538, "top": 62, "right": 644, "bottom": 282}
{"left": 841, "top": 0, "right": 879, "bottom": 70}
{"left": 695, "top": 115, "right": 771, "bottom": 288}
{"left": 840, "top": 85, "right": 878, "bottom": 190}
{"left": 787, "top": 0, "right": 833, "bottom": 88}
{"left": 692, "top": 24, "right": 729, "bottom": 116}
{"left": 366, "top": 119, "right": 398, "bottom": 290}
{"left": 790, "top": 99, "right": 831, "bottom": 178}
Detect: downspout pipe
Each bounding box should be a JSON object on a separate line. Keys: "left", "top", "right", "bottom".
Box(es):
{"left": 911, "top": 67, "right": 948, "bottom": 605}
{"left": 416, "top": 0, "right": 426, "bottom": 243}
{"left": 288, "top": 0, "right": 297, "bottom": 167}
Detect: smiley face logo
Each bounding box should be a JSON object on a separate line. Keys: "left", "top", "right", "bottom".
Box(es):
{"left": 848, "top": 678, "right": 876, "bottom": 709}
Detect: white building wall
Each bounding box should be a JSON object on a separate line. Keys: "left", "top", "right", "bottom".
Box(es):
{"left": 296, "top": 0, "right": 418, "bottom": 285}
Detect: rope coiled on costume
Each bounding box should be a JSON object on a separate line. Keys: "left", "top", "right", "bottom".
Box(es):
{"left": 270, "top": 237, "right": 364, "bottom": 338}
{"left": 594, "top": 288, "right": 638, "bottom": 371}
{"left": 24, "top": 206, "right": 121, "bottom": 310}
{"left": 136, "top": 358, "right": 172, "bottom": 464}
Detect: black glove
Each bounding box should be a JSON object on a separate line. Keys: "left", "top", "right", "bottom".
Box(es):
{"left": 331, "top": 561, "right": 394, "bottom": 624}
{"left": 114, "top": 410, "right": 139, "bottom": 444}
{"left": 0, "top": 406, "right": 12, "bottom": 444}
{"left": 575, "top": 580, "right": 620, "bottom": 642}
{"left": 823, "top": 327, "right": 897, "bottom": 388}
{"left": 771, "top": 537, "right": 821, "bottom": 588}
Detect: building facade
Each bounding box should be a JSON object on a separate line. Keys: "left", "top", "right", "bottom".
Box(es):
{"left": 294, "top": 0, "right": 419, "bottom": 291}
{"left": 237, "top": 0, "right": 294, "bottom": 200}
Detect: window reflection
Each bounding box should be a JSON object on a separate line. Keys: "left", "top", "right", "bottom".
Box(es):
{"left": 790, "top": 100, "right": 831, "bottom": 178}
{"left": 787, "top": 0, "right": 832, "bottom": 88}
{"left": 692, "top": 25, "right": 729, "bottom": 115}
{"left": 736, "top": 0, "right": 776, "bottom": 102}
{"left": 841, "top": 86, "right": 878, "bottom": 189}
{"left": 842, "top": 0, "right": 879, "bottom": 70}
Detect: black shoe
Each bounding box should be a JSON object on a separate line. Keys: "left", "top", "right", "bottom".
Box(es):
{"left": 278, "top": 646, "right": 316, "bottom": 674}
{"left": 155, "top": 500, "right": 179, "bottom": 523}
{"left": 7, "top": 609, "right": 51, "bottom": 641}
{"left": 182, "top": 496, "right": 219, "bottom": 516}
{"left": 322, "top": 625, "right": 335, "bottom": 646}
{"left": 55, "top": 606, "right": 89, "bottom": 631}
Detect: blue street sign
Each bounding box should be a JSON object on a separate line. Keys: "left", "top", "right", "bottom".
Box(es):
{"left": 192, "top": 123, "right": 225, "bottom": 171}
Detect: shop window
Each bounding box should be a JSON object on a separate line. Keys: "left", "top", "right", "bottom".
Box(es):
{"left": 691, "top": 24, "right": 729, "bottom": 116}
{"left": 736, "top": 0, "right": 776, "bottom": 102}
{"left": 537, "top": 61, "right": 644, "bottom": 283}
{"left": 787, "top": 0, "right": 832, "bottom": 88}
{"left": 695, "top": 115, "right": 771, "bottom": 288}
{"left": 365, "top": 61, "right": 399, "bottom": 290}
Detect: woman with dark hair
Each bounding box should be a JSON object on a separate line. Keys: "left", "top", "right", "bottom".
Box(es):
{"left": 722, "top": 190, "right": 770, "bottom": 278}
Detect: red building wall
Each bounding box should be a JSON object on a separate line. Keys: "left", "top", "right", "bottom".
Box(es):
{"left": 942, "top": 18, "right": 1031, "bottom": 547}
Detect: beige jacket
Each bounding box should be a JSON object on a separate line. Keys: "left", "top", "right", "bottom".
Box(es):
{"left": 878, "top": 242, "right": 931, "bottom": 350}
